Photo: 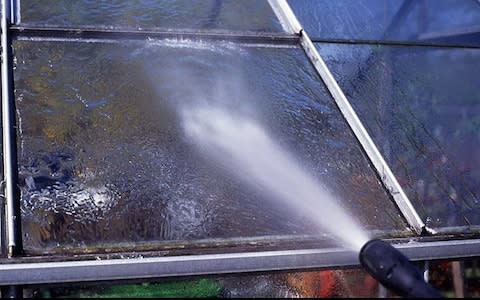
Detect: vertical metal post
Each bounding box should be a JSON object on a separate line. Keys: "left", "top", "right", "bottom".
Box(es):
{"left": 451, "top": 261, "right": 465, "bottom": 298}
{"left": 9, "top": 0, "right": 19, "bottom": 25}
{"left": 377, "top": 284, "right": 388, "bottom": 298}
{"left": 1, "top": 0, "right": 23, "bottom": 257}
{"left": 423, "top": 260, "right": 430, "bottom": 282}
{"left": 1, "top": 0, "right": 23, "bottom": 296}
{"left": 1, "top": 286, "right": 22, "bottom": 298}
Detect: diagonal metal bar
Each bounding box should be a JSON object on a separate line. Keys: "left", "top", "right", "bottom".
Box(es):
{"left": 268, "top": 0, "right": 427, "bottom": 235}
{"left": 268, "top": 0, "right": 302, "bottom": 34}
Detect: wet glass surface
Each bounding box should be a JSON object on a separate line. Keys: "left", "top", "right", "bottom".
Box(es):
{"left": 317, "top": 43, "right": 480, "bottom": 230}
{"left": 19, "top": 0, "right": 283, "bottom": 33}
{"left": 14, "top": 39, "right": 408, "bottom": 254}
{"left": 25, "top": 268, "right": 382, "bottom": 298}
{"left": 289, "top": 0, "right": 480, "bottom": 46}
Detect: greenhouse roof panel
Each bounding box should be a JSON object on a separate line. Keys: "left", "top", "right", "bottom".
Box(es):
{"left": 317, "top": 43, "right": 480, "bottom": 232}
{"left": 18, "top": 0, "right": 284, "bottom": 33}
{"left": 0, "top": 0, "right": 478, "bottom": 286}
{"left": 289, "top": 0, "right": 480, "bottom": 47}
{"left": 15, "top": 38, "right": 410, "bottom": 255}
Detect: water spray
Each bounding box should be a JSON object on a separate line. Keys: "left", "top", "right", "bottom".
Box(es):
{"left": 359, "top": 239, "right": 444, "bottom": 298}
{"left": 182, "top": 107, "right": 444, "bottom": 297}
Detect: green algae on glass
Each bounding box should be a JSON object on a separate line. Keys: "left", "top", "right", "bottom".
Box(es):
{"left": 44, "top": 279, "right": 222, "bottom": 298}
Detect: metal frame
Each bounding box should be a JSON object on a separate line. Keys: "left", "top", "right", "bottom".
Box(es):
{"left": 10, "top": 25, "right": 299, "bottom": 45}
{"left": 0, "top": 0, "right": 479, "bottom": 288}
{"left": 0, "top": 238, "right": 479, "bottom": 286}
{"left": 1, "top": 0, "right": 23, "bottom": 258}
{"left": 270, "top": 0, "right": 427, "bottom": 234}
{"left": 309, "top": 37, "right": 480, "bottom": 49}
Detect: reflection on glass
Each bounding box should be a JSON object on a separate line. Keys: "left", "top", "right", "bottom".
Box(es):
{"left": 19, "top": 0, "right": 283, "bottom": 32}
{"left": 317, "top": 43, "right": 480, "bottom": 230}
{"left": 289, "top": 0, "right": 480, "bottom": 46}
{"left": 15, "top": 39, "right": 407, "bottom": 254}
{"left": 25, "top": 268, "right": 382, "bottom": 298}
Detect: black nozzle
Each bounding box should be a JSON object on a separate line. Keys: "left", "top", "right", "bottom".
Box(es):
{"left": 359, "top": 239, "right": 443, "bottom": 298}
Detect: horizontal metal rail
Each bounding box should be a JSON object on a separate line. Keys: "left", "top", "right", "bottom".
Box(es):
{"left": 12, "top": 25, "right": 480, "bottom": 49}
{"left": 310, "top": 37, "right": 480, "bottom": 49}
{"left": 0, "top": 238, "right": 479, "bottom": 286}
{"left": 11, "top": 25, "right": 299, "bottom": 45}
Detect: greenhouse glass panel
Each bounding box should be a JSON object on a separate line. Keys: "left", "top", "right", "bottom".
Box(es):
{"left": 18, "top": 0, "right": 284, "bottom": 33}
{"left": 316, "top": 43, "right": 480, "bottom": 231}
{"left": 26, "top": 268, "right": 384, "bottom": 298}
{"left": 14, "top": 38, "right": 409, "bottom": 255}
{"left": 289, "top": 0, "right": 480, "bottom": 46}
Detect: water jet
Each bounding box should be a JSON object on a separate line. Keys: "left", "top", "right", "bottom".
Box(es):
{"left": 183, "top": 106, "right": 444, "bottom": 297}
{"left": 182, "top": 106, "right": 369, "bottom": 251}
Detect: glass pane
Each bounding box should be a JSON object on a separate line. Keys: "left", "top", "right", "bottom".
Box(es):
{"left": 19, "top": 0, "right": 284, "bottom": 33}
{"left": 25, "top": 268, "right": 383, "bottom": 298}
{"left": 289, "top": 0, "right": 480, "bottom": 46}
{"left": 15, "top": 39, "right": 408, "bottom": 255}
{"left": 317, "top": 43, "right": 480, "bottom": 231}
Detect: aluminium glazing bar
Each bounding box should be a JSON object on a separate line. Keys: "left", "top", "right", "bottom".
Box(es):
{"left": 267, "top": 0, "right": 302, "bottom": 34}
{"left": 0, "top": 248, "right": 358, "bottom": 286}
{"left": 0, "top": 238, "right": 479, "bottom": 286}
{"left": 9, "top": 0, "right": 19, "bottom": 25}
{"left": 268, "top": 0, "right": 427, "bottom": 235}
{"left": 309, "top": 37, "right": 480, "bottom": 49}
{"left": 1, "top": 0, "right": 22, "bottom": 257}
{"left": 10, "top": 25, "right": 299, "bottom": 45}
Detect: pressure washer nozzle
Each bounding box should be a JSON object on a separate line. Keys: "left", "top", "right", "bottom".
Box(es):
{"left": 359, "top": 239, "right": 443, "bottom": 298}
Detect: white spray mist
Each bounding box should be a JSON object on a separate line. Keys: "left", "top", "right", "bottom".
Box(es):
{"left": 182, "top": 106, "right": 370, "bottom": 252}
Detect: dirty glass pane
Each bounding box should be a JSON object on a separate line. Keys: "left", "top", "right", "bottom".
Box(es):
{"left": 317, "top": 43, "right": 480, "bottom": 231}
{"left": 19, "top": 0, "right": 283, "bottom": 33}
{"left": 25, "top": 268, "right": 383, "bottom": 298}
{"left": 14, "top": 39, "right": 408, "bottom": 255}
{"left": 289, "top": 0, "right": 480, "bottom": 46}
